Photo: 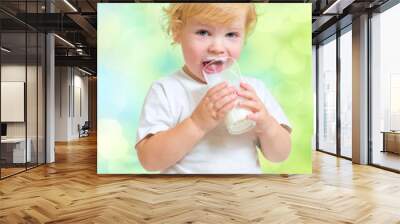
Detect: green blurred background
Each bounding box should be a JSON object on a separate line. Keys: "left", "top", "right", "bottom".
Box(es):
{"left": 98, "top": 3, "right": 312, "bottom": 174}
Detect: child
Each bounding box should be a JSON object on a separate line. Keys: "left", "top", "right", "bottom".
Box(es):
{"left": 135, "top": 3, "right": 291, "bottom": 174}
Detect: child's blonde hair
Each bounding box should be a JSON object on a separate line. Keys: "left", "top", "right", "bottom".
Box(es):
{"left": 164, "top": 3, "right": 257, "bottom": 42}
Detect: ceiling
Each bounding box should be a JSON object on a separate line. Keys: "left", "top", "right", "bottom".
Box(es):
{"left": 0, "top": 0, "right": 394, "bottom": 75}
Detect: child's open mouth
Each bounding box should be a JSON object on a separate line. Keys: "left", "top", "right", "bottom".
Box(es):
{"left": 202, "top": 59, "right": 225, "bottom": 75}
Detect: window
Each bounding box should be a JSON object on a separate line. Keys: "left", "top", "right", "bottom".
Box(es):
{"left": 339, "top": 28, "right": 352, "bottom": 158}
{"left": 318, "top": 36, "right": 337, "bottom": 154}
{"left": 371, "top": 3, "right": 400, "bottom": 171}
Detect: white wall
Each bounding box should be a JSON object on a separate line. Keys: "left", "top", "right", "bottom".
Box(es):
{"left": 1, "top": 82, "right": 25, "bottom": 122}
{"left": 1, "top": 65, "right": 26, "bottom": 128}
{"left": 55, "top": 67, "right": 89, "bottom": 141}
{"left": 73, "top": 73, "right": 89, "bottom": 138}
{"left": 55, "top": 67, "right": 69, "bottom": 141}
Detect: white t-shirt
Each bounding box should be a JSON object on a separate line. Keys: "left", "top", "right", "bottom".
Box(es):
{"left": 136, "top": 69, "right": 290, "bottom": 174}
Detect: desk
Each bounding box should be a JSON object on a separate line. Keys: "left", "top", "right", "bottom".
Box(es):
{"left": 381, "top": 131, "right": 400, "bottom": 154}
{"left": 1, "top": 138, "right": 31, "bottom": 163}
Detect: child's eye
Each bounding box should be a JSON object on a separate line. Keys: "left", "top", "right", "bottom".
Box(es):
{"left": 226, "top": 32, "right": 239, "bottom": 38}
{"left": 195, "top": 30, "right": 210, "bottom": 36}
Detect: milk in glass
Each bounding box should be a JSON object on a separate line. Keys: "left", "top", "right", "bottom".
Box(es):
{"left": 203, "top": 57, "right": 255, "bottom": 135}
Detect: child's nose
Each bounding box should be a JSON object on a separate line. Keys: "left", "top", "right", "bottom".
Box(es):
{"left": 208, "top": 38, "right": 226, "bottom": 55}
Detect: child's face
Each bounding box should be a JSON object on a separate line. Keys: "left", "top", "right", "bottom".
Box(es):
{"left": 176, "top": 9, "right": 247, "bottom": 82}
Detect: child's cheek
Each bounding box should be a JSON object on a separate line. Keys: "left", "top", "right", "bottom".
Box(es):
{"left": 230, "top": 47, "right": 242, "bottom": 60}
{"left": 193, "top": 39, "right": 208, "bottom": 52}
{"left": 187, "top": 45, "right": 201, "bottom": 62}
{"left": 226, "top": 41, "right": 243, "bottom": 59}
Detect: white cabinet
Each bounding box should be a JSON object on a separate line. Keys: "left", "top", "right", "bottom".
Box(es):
{"left": 1, "top": 138, "right": 32, "bottom": 163}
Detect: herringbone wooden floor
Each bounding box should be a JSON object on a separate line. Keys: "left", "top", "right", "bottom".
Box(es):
{"left": 1, "top": 135, "right": 400, "bottom": 224}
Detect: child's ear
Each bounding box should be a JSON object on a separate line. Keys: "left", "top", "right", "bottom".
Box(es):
{"left": 173, "top": 33, "right": 181, "bottom": 44}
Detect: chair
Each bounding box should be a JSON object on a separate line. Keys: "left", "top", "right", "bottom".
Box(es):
{"left": 79, "top": 121, "right": 90, "bottom": 138}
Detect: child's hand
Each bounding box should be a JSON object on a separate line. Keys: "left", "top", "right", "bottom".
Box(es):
{"left": 191, "top": 82, "right": 238, "bottom": 134}
{"left": 237, "top": 82, "right": 274, "bottom": 135}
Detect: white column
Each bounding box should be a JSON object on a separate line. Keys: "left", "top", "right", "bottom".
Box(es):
{"left": 352, "top": 14, "right": 369, "bottom": 164}
{"left": 46, "top": 33, "right": 55, "bottom": 163}
{"left": 45, "top": 1, "right": 55, "bottom": 163}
